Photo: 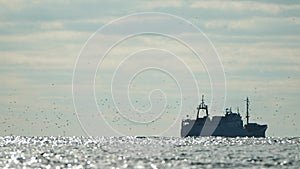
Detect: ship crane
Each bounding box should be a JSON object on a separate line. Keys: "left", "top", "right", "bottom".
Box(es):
{"left": 196, "top": 95, "right": 209, "bottom": 118}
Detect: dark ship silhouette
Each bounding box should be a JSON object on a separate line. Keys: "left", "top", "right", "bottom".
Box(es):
{"left": 181, "top": 96, "right": 268, "bottom": 137}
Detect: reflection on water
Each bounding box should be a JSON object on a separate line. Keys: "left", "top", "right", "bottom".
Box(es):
{"left": 0, "top": 136, "right": 299, "bottom": 168}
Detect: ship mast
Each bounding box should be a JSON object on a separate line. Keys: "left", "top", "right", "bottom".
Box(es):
{"left": 196, "top": 95, "right": 209, "bottom": 118}
{"left": 245, "top": 97, "right": 250, "bottom": 125}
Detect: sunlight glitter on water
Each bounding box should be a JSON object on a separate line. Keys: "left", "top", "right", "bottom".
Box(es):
{"left": 0, "top": 136, "right": 299, "bottom": 168}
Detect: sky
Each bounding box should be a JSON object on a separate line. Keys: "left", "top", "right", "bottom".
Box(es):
{"left": 0, "top": 0, "right": 299, "bottom": 137}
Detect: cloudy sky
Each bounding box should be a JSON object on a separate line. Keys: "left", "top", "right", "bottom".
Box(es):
{"left": 1, "top": 0, "right": 299, "bottom": 137}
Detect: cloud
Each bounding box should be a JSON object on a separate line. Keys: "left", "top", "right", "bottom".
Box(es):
{"left": 0, "top": 0, "right": 299, "bottom": 136}
{"left": 0, "top": 30, "right": 89, "bottom": 43}
{"left": 137, "top": 0, "right": 182, "bottom": 10}
{"left": 40, "top": 21, "right": 64, "bottom": 30}
{"left": 0, "top": 52, "right": 70, "bottom": 67}
{"left": 215, "top": 42, "right": 300, "bottom": 76}
{"left": 203, "top": 17, "right": 300, "bottom": 31}
{"left": 0, "top": 0, "right": 27, "bottom": 10}
{"left": 190, "top": 1, "right": 300, "bottom": 15}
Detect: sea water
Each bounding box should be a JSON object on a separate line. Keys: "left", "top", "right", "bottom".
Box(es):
{"left": 0, "top": 136, "right": 299, "bottom": 168}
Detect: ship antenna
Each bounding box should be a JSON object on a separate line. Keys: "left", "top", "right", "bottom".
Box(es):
{"left": 245, "top": 97, "right": 250, "bottom": 125}
{"left": 204, "top": 96, "right": 208, "bottom": 117}
{"left": 196, "top": 103, "right": 200, "bottom": 119}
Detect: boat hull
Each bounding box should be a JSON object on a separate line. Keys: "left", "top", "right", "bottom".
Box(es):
{"left": 181, "top": 119, "right": 267, "bottom": 137}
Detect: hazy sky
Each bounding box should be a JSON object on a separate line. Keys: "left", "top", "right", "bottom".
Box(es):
{"left": 1, "top": 0, "right": 299, "bottom": 137}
